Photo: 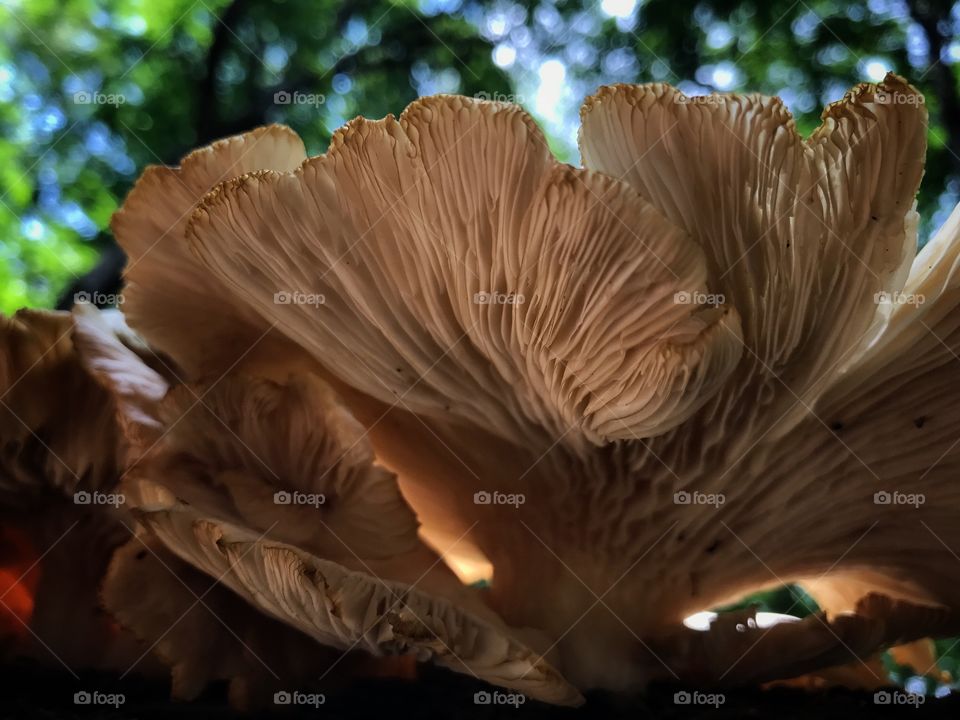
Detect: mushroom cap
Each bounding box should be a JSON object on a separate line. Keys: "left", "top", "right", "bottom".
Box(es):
{"left": 578, "top": 74, "right": 926, "bottom": 442}
{"left": 103, "top": 530, "right": 366, "bottom": 709}
{"left": 127, "top": 489, "right": 581, "bottom": 705}
{"left": 186, "top": 95, "right": 744, "bottom": 449}
{"left": 73, "top": 310, "right": 581, "bottom": 704}
{"left": 112, "top": 124, "right": 307, "bottom": 380}
{"left": 106, "top": 74, "right": 960, "bottom": 701}
{"left": 1, "top": 309, "right": 119, "bottom": 500}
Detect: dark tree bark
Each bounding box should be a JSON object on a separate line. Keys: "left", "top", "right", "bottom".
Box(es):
{"left": 55, "top": 242, "right": 125, "bottom": 310}
{"left": 907, "top": 0, "right": 960, "bottom": 173}
{"left": 196, "top": 0, "right": 249, "bottom": 145}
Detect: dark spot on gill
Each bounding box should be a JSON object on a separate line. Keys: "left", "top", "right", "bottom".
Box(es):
{"left": 830, "top": 421, "right": 844, "bottom": 432}
{"left": 705, "top": 539, "right": 721, "bottom": 554}
{"left": 914, "top": 416, "right": 927, "bottom": 429}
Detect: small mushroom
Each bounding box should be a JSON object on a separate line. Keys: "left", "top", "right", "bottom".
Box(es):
{"left": 74, "top": 306, "right": 580, "bottom": 704}
{"left": 0, "top": 308, "right": 156, "bottom": 671}
{"left": 103, "top": 529, "right": 374, "bottom": 710}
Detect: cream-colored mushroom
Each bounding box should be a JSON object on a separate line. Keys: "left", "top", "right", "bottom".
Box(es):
{"left": 82, "top": 70, "right": 960, "bottom": 705}
{"left": 103, "top": 529, "right": 381, "bottom": 710}
{"left": 112, "top": 125, "right": 307, "bottom": 380}
{"left": 1, "top": 309, "right": 121, "bottom": 500}
{"left": 73, "top": 298, "right": 581, "bottom": 704}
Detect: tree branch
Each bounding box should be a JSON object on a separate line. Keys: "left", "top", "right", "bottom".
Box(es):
{"left": 907, "top": 0, "right": 960, "bottom": 172}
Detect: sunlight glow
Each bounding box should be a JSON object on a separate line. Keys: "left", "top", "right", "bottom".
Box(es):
{"left": 535, "top": 59, "right": 566, "bottom": 119}
{"left": 601, "top": 0, "right": 638, "bottom": 19}
{"left": 683, "top": 610, "right": 802, "bottom": 631}
{"left": 864, "top": 58, "right": 890, "bottom": 82}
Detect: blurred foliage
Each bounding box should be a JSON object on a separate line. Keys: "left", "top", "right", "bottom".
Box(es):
{"left": 715, "top": 583, "right": 821, "bottom": 617}
{"left": 4, "top": 0, "right": 960, "bottom": 310}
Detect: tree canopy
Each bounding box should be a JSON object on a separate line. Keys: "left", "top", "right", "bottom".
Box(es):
{"left": 3, "top": 0, "right": 960, "bottom": 311}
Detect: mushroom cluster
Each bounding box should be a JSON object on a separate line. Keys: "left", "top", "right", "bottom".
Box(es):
{"left": 4, "top": 73, "right": 960, "bottom": 706}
